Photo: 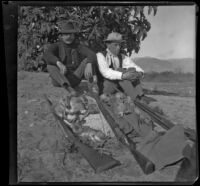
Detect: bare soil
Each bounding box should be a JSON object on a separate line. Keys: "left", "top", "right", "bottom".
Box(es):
{"left": 17, "top": 71, "right": 195, "bottom": 182}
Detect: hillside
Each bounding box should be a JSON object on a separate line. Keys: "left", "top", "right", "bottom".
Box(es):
{"left": 17, "top": 71, "right": 196, "bottom": 182}
{"left": 133, "top": 57, "right": 195, "bottom": 73}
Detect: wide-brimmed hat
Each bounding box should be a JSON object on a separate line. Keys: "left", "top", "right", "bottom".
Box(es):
{"left": 104, "top": 32, "right": 125, "bottom": 43}
{"left": 59, "top": 22, "right": 82, "bottom": 34}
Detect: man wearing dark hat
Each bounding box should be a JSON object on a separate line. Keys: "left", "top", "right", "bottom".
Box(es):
{"left": 96, "top": 32, "right": 145, "bottom": 101}
{"left": 42, "top": 22, "right": 97, "bottom": 94}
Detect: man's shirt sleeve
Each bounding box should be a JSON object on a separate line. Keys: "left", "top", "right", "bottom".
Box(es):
{"left": 42, "top": 43, "right": 59, "bottom": 65}
{"left": 97, "top": 52, "right": 123, "bottom": 80}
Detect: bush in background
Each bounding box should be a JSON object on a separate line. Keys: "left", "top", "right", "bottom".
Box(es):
{"left": 18, "top": 6, "right": 158, "bottom": 72}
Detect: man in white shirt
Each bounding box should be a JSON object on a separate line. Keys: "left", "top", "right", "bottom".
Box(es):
{"left": 96, "top": 32, "right": 144, "bottom": 101}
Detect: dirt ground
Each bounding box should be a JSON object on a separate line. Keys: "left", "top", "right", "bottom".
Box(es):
{"left": 17, "top": 71, "right": 196, "bottom": 182}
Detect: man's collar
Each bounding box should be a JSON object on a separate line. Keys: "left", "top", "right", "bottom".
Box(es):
{"left": 106, "top": 48, "right": 117, "bottom": 57}
{"left": 106, "top": 48, "right": 122, "bottom": 58}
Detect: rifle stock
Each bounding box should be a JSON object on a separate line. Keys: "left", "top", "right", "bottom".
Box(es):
{"left": 45, "top": 95, "right": 121, "bottom": 173}
{"left": 88, "top": 91, "right": 155, "bottom": 175}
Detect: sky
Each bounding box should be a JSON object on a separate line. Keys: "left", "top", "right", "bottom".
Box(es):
{"left": 132, "top": 5, "right": 196, "bottom": 59}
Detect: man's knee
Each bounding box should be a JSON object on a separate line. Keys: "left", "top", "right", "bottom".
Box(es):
{"left": 47, "top": 64, "right": 59, "bottom": 73}
{"left": 47, "top": 65, "right": 69, "bottom": 87}
{"left": 79, "top": 58, "right": 88, "bottom": 71}
{"left": 119, "top": 79, "right": 143, "bottom": 100}
{"left": 47, "top": 65, "right": 59, "bottom": 86}
{"left": 103, "top": 80, "right": 118, "bottom": 94}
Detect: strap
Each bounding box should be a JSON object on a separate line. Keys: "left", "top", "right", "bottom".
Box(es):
{"left": 118, "top": 54, "right": 123, "bottom": 68}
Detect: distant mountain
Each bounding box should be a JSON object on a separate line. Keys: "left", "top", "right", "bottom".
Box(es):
{"left": 167, "top": 58, "right": 195, "bottom": 73}
{"left": 133, "top": 57, "right": 195, "bottom": 73}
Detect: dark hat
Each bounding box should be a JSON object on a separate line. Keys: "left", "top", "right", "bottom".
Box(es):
{"left": 59, "top": 22, "right": 81, "bottom": 34}
{"left": 104, "top": 32, "right": 125, "bottom": 43}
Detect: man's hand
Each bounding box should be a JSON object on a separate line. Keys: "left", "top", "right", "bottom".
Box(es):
{"left": 121, "top": 70, "right": 138, "bottom": 81}
{"left": 84, "top": 63, "right": 93, "bottom": 79}
{"left": 57, "top": 61, "right": 67, "bottom": 75}
{"left": 122, "top": 67, "right": 144, "bottom": 81}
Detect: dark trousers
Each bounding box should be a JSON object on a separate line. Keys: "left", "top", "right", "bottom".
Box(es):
{"left": 47, "top": 58, "right": 88, "bottom": 88}
{"left": 103, "top": 79, "right": 143, "bottom": 100}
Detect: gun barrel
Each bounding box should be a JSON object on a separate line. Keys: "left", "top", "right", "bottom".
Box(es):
{"left": 134, "top": 100, "right": 196, "bottom": 142}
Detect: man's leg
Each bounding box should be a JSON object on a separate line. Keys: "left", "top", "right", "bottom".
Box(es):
{"left": 133, "top": 82, "right": 144, "bottom": 97}
{"left": 119, "top": 80, "right": 155, "bottom": 104}
{"left": 118, "top": 80, "right": 143, "bottom": 101}
{"left": 73, "top": 58, "right": 88, "bottom": 79}
{"left": 132, "top": 79, "right": 144, "bottom": 96}
{"left": 65, "top": 58, "right": 93, "bottom": 88}
{"left": 103, "top": 79, "right": 118, "bottom": 94}
{"left": 47, "top": 65, "right": 71, "bottom": 87}
{"left": 116, "top": 68, "right": 143, "bottom": 100}
{"left": 47, "top": 65, "right": 77, "bottom": 95}
{"left": 68, "top": 58, "right": 89, "bottom": 88}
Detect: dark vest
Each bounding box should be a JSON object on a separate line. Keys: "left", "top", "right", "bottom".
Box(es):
{"left": 59, "top": 40, "right": 84, "bottom": 72}
{"left": 100, "top": 51, "right": 123, "bottom": 69}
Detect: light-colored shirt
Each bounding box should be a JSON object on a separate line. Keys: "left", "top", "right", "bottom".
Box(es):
{"left": 96, "top": 50, "right": 144, "bottom": 80}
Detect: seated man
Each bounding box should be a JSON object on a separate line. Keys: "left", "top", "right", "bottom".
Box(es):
{"left": 96, "top": 31, "right": 145, "bottom": 101}
{"left": 42, "top": 21, "right": 97, "bottom": 94}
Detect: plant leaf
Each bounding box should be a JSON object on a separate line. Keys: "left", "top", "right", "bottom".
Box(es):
{"left": 152, "top": 6, "right": 157, "bottom": 16}
{"left": 89, "top": 6, "right": 94, "bottom": 15}
{"left": 141, "top": 29, "right": 147, "bottom": 40}
{"left": 148, "top": 6, "right": 153, "bottom": 15}
{"left": 133, "top": 25, "right": 140, "bottom": 34}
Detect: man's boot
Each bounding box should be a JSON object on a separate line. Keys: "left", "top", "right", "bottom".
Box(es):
{"left": 63, "top": 83, "right": 77, "bottom": 96}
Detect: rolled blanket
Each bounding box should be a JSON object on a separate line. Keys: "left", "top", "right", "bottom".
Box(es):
{"left": 138, "top": 124, "right": 189, "bottom": 170}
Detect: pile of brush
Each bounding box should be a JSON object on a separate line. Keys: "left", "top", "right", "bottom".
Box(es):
{"left": 100, "top": 92, "right": 138, "bottom": 117}
{"left": 54, "top": 93, "right": 109, "bottom": 148}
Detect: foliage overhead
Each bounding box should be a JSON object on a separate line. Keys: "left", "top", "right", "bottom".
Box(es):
{"left": 18, "top": 6, "right": 158, "bottom": 71}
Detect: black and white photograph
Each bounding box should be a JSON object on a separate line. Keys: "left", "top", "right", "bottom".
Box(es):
{"left": 7, "top": 2, "right": 197, "bottom": 183}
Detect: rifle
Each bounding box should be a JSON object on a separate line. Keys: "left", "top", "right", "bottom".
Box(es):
{"left": 87, "top": 87, "right": 155, "bottom": 175}
{"left": 45, "top": 95, "right": 121, "bottom": 173}
{"left": 134, "top": 100, "right": 196, "bottom": 142}
{"left": 110, "top": 81, "right": 195, "bottom": 143}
